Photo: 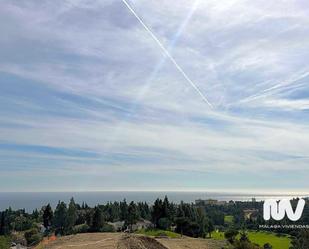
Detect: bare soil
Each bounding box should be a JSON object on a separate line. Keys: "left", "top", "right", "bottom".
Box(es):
{"left": 158, "top": 237, "right": 227, "bottom": 249}
{"left": 41, "top": 233, "right": 226, "bottom": 249}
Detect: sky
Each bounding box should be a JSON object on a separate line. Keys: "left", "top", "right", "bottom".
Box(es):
{"left": 0, "top": 0, "right": 309, "bottom": 193}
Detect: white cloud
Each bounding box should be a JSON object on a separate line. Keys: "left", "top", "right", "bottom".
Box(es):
{"left": 0, "top": 0, "right": 309, "bottom": 191}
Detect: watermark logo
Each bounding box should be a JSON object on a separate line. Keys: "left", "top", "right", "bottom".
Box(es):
{"left": 263, "top": 199, "right": 305, "bottom": 221}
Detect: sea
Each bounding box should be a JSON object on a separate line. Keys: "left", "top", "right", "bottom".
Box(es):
{"left": 0, "top": 191, "right": 305, "bottom": 212}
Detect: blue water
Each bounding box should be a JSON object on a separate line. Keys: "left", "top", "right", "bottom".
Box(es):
{"left": 0, "top": 191, "right": 303, "bottom": 212}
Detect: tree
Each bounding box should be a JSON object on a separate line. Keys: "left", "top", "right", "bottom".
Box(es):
{"left": 175, "top": 217, "right": 187, "bottom": 236}
{"left": 233, "top": 240, "right": 262, "bottom": 249}
{"left": 152, "top": 199, "right": 163, "bottom": 228}
{"left": 225, "top": 228, "right": 239, "bottom": 244}
{"left": 240, "top": 230, "right": 249, "bottom": 242}
{"left": 91, "top": 206, "right": 104, "bottom": 232}
{"left": 207, "top": 220, "right": 214, "bottom": 238}
{"left": 120, "top": 200, "right": 128, "bottom": 221}
{"left": 125, "top": 202, "right": 139, "bottom": 231}
{"left": 162, "top": 196, "right": 170, "bottom": 218}
{"left": 158, "top": 218, "right": 171, "bottom": 230}
{"left": 290, "top": 230, "right": 309, "bottom": 249}
{"left": 53, "top": 201, "right": 67, "bottom": 235}
{"left": 67, "top": 198, "right": 78, "bottom": 232}
{"left": 138, "top": 202, "right": 151, "bottom": 220}
{"left": 0, "top": 211, "right": 10, "bottom": 236}
{"left": 263, "top": 243, "right": 273, "bottom": 249}
{"left": 13, "top": 215, "right": 33, "bottom": 231}
{"left": 196, "top": 208, "right": 208, "bottom": 238}
{"left": 43, "top": 204, "right": 53, "bottom": 231}
{"left": 32, "top": 209, "right": 40, "bottom": 222}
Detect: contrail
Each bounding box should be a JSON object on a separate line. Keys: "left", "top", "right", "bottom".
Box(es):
{"left": 121, "top": 0, "right": 213, "bottom": 109}
{"left": 239, "top": 70, "right": 309, "bottom": 104}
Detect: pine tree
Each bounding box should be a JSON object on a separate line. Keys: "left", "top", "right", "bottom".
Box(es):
{"left": 53, "top": 201, "right": 67, "bottom": 235}
{"left": 43, "top": 204, "right": 53, "bottom": 231}
{"left": 32, "top": 209, "right": 40, "bottom": 222}
{"left": 125, "top": 202, "right": 139, "bottom": 232}
{"left": 67, "top": 198, "right": 77, "bottom": 232}
{"left": 91, "top": 206, "right": 104, "bottom": 232}
{"left": 0, "top": 210, "right": 10, "bottom": 235}
{"left": 151, "top": 198, "right": 163, "bottom": 227}
{"left": 120, "top": 199, "right": 128, "bottom": 221}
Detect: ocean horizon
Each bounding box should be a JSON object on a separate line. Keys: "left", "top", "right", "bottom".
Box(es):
{"left": 0, "top": 191, "right": 306, "bottom": 212}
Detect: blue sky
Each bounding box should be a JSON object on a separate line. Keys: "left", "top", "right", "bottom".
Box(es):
{"left": 0, "top": 0, "right": 309, "bottom": 193}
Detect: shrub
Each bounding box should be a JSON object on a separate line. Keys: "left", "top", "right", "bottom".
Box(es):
{"left": 158, "top": 218, "right": 171, "bottom": 230}
{"left": 24, "top": 228, "right": 42, "bottom": 246}
{"left": 0, "top": 236, "right": 10, "bottom": 249}
{"left": 224, "top": 229, "right": 239, "bottom": 244}
{"left": 100, "top": 223, "right": 115, "bottom": 232}
{"left": 263, "top": 243, "right": 273, "bottom": 249}
{"left": 72, "top": 224, "right": 90, "bottom": 234}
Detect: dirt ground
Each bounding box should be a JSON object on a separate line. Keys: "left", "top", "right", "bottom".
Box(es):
{"left": 41, "top": 233, "right": 226, "bottom": 249}
{"left": 43, "top": 233, "right": 120, "bottom": 249}
{"left": 158, "top": 237, "right": 227, "bottom": 249}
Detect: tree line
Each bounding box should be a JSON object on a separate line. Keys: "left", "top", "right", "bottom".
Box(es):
{"left": 0, "top": 196, "right": 214, "bottom": 246}
{"left": 1, "top": 197, "right": 309, "bottom": 248}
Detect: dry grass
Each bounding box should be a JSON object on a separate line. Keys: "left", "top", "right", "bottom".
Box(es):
{"left": 40, "top": 232, "right": 226, "bottom": 249}
{"left": 42, "top": 233, "right": 119, "bottom": 249}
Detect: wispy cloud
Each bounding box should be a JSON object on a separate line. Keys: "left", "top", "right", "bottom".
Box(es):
{"left": 0, "top": 0, "right": 308, "bottom": 192}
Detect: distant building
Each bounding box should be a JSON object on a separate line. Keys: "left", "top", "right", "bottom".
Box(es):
{"left": 243, "top": 209, "right": 259, "bottom": 220}
{"left": 121, "top": 219, "right": 154, "bottom": 232}
{"left": 132, "top": 219, "right": 153, "bottom": 231}
{"left": 195, "top": 199, "right": 227, "bottom": 206}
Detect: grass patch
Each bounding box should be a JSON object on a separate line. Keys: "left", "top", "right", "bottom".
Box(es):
{"left": 224, "top": 215, "right": 234, "bottom": 224}
{"left": 212, "top": 230, "right": 225, "bottom": 240}
{"left": 212, "top": 231, "right": 291, "bottom": 249}
{"left": 136, "top": 229, "right": 181, "bottom": 238}
{"left": 0, "top": 236, "right": 10, "bottom": 249}
{"left": 247, "top": 231, "right": 291, "bottom": 249}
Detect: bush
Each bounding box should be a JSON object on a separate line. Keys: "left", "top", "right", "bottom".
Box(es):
{"left": 10, "top": 233, "right": 27, "bottom": 247}
{"left": 0, "top": 236, "right": 10, "bottom": 249}
{"left": 263, "top": 243, "right": 273, "bottom": 249}
{"left": 100, "top": 223, "right": 115, "bottom": 232}
{"left": 158, "top": 218, "right": 171, "bottom": 230}
{"left": 24, "top": 228, "right": 42, "bottom": 246}
{"left": 233, "top": 240, "right": 261, "bottom": 249}
{"left": 224, "top": 229, "right": 239, "bottom": 244}
{"left": 72, "top": 224, "right": 90, "bottom": 234}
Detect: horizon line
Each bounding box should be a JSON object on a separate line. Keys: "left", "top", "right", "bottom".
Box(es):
{"left": 1, "top": 189, "right": 309, "bottom": 196}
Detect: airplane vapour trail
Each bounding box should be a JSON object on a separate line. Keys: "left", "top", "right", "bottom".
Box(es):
{"left": 121, "top": 0, "right": 213, "bottom": 109}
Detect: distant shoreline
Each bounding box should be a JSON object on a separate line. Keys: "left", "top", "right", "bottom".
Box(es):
{"left": 0, "top": 191, "right": 308, "bottom": 212}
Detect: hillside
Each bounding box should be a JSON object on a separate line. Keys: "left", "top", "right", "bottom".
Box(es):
{"left": 39, "top": 233, "right": 226, "bottom": 249}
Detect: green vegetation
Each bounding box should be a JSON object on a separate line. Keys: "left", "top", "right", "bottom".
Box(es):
{"left": 248, "top": 231, "right": 291, "bottom": 249}
{"left": 212, "top": 230, "right": 225, "bottom": 240}
{"left": 0, "top": 196, "right": 213, "bottom": 244}
{"left": 0, "top": 196, "right": 307, "bottom": 248}
{"left": 0, "top": 236, "right": 9, "bottom": 249}
{"left": 290, "top": 230, "right": 309, "bottom": 249}
{"left": 152, "top": 197, "right": 213, "bottom": 238}
{"left": 24, "top": 228, "right": 42, "bottom": 246}
{"left": 224, "top": 215, "right": 234, "bottom": 224}
{"left": 213, "top": 230, "right": 291, "bottom": 249}
{"left": 136, "top": 228, "right": 181, "bottom": 238}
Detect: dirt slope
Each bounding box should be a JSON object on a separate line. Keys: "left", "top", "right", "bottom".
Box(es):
{"left": 43, "top": 233, "right": 120, "bottom": 249}
{"left": 41, "top": 233, "right": 225, "bottom": 249}
{"left": 118, "top": 235, "right": 168, "bottom": 249}
{"left": 158, "top": 237, "right": 227, "bottom": 249}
